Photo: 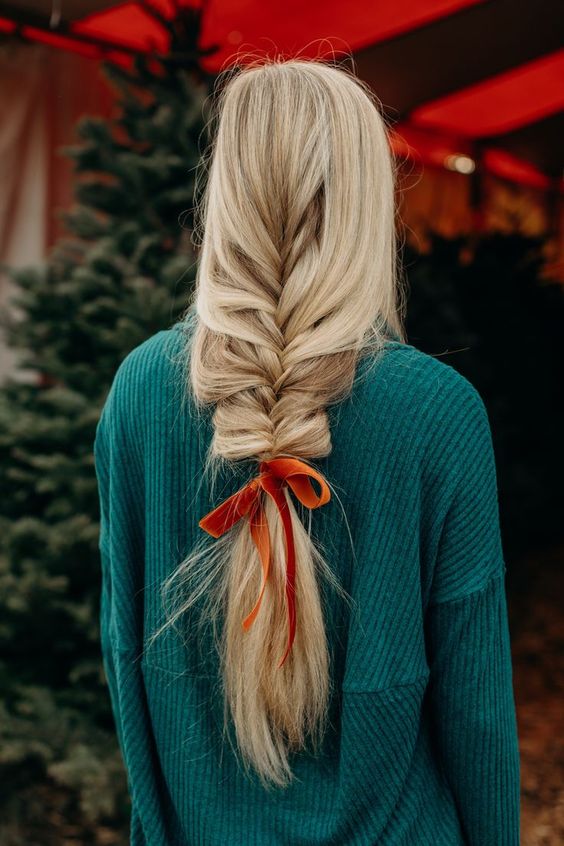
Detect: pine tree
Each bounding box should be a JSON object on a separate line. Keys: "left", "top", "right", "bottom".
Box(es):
{"left": 0, "top": 8, "right": 215, "bottom": 842}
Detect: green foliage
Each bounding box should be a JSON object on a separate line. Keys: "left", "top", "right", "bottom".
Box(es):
{"left": 0, "top": 685, "right": 130, "bottom": 845}
{"left": 0, "top": 7, "right": 215, "bottom": 841}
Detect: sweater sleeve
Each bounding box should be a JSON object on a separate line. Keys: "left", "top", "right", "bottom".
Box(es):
{"left": 424, "top": 377, "right": 521, "bottom": 846}
{"left": 94, "top": 406, "right": 125, "bottom": 753}
{"left": 93, "top": 335, "right": 186, "bottom": 845}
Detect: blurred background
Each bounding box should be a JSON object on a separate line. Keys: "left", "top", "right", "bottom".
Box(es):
{"left": 0, "top": 1, "right": 562, "bottom": 843}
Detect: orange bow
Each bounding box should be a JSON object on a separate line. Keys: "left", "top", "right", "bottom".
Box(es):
{"left": 198, "top": 457, "right": 331, "bottom": 668}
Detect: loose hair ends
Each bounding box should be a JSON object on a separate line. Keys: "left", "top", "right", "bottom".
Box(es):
{"left": 150, "top": 56, "right": 405, "bottom": 789}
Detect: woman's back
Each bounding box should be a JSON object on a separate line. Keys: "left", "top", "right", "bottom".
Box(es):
{"left": 94, "top": 320, "right": 520, "bottom": 845}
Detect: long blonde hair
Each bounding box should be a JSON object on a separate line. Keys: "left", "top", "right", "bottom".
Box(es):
{"left": 149, "top": 56, "right": 406, "bottom": 791}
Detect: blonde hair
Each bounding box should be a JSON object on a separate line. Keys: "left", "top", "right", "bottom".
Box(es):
{"left": 148, "top": 56, "right": 406, "bottom": 790}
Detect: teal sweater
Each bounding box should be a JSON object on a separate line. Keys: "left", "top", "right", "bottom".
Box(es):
{"left": 94, "top": 318, "right": 521, "bottom": 846}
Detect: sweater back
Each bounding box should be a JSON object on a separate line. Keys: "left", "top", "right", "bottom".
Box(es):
{"left": 94, "top": 320, "right": 521, "bottom": 846}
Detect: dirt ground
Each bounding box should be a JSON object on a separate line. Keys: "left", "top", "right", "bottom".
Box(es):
{"left": 510, "top": 542, "right": 564, "bottom": 845}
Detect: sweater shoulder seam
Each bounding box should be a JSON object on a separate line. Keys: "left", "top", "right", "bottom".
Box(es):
{"left": 427, "top": 568, "right": 507, "bottom": 610}
{"left": 341, "top": 670, "right": 431, "bottom": 696}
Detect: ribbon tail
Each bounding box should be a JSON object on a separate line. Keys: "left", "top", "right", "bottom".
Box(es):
{"left": 268, "top": 484, "right": 297, "bottom": 669}
{"left": 242, "top": 500, "right": 271, "bottom": 632}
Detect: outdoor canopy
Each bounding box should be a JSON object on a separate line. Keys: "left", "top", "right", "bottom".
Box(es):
{"left": 1, "top": 0, "right": 562, "bottom": 189}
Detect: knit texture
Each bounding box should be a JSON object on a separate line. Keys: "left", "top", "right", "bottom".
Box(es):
{"left": 94, "top": 317, "right": 521, "bottom": 846}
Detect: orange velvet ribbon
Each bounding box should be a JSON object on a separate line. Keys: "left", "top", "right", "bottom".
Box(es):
{"left": 198, "top": 457, "right": 331, "bottom": 668}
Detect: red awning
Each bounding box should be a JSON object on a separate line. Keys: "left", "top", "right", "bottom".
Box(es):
{"left": 0, "top": 0, "right": 561, "bottom": 188}
{"left": 411, "top": 50, "right": 564, "bottom": 138}
{"left": 78, "top": 0, "right": 486, "bottom": 63}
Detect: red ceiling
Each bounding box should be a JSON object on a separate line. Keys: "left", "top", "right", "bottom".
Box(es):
{"left": 73, "top": 1, "right": 170, "bottom": 53}
{"left": 412, "top": 50, "right": 564, "bottom": 138}
{"left": 0, "top": 0, "right": 561, "bottom": 190}
{"left": 71, "top": 0, "right": 486, "bottom": 67}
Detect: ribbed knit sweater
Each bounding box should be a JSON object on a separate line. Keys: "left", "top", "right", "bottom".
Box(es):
{"left": 94, "top": 315, "right": 521, "bottom": 846}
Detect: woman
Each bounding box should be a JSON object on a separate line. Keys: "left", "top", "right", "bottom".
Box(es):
{"left": 94, "top": 58, "right": 521, "bottom": 845}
